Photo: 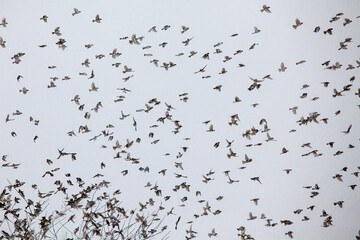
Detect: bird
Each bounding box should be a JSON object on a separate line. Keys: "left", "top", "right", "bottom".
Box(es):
{"left": 341, "top": 124, "right": 352, "bottom": 134}
{"left": 293, "top": 18, "right": 303, "bottom": 29}
{"left": 252, "top": 26, "right": 261, "bottom": 34}
{"left": 278, "top": 62, "right": 287, "bottom": 72}
{"left": 19, "top": 87, "right": 29, "bottom": 94}
{"left": 89, "top": 82, "right": 98, "bottom": 92}
{"left": 250, "top": 198, "right": 259, "bottom": 205}
{"left": 40, "top": 15, "right": 48, "bottom": 22}
{"left": 182, "top": 38, "right": 193, "bottom": 46}
{"left": 0, "top": 37, "right": 6, "bottom": 48}
{"left": 72, "top": 8, "right": 81, "bottom": 16}
{"left": 5, "top": 114, "right": 14, "bottom": 122}
{"left": 208, "top": 228, "right": 217, "bottom": 237}
{"left": 296, "top": 60, "right": 306, "bottom": 65}
{"left": 213, "top": 85, "right": 222, "bottom": 92}
{"left": 251, "top": 177, "right": 262, "bottom": 184}
{"left": 334, "top": 201, "right": 344, "bottom": 208}
{"left": 285, "top": 231, "right": 294, "bottom": 239}
{"left": 260, "top": 5, "right": 271, "bottom": 13}
{"left": 227, "top": 148, "right": 237, "bottom": 158}
{"left": 133, "top": 117, "right": 137, "bottom": 131}
{"left": 180, "top": 25, "right": 190, "bottom": 34}
{"left": 247, "top": 212, "right": 257, "bottom": 220}
{"left": 219, "top": 68, "right": 227, "bottom": 74}
{"left": 343, "top": 18, "right": 352, "bottom": 26}
{"left": 281, "top": 147, "right": 289, "bottom": 154}
{"left": 93, "top": 14, "right": 102, "bottom": 23}
{"left": 323, "top": 28, "right": 333, "bottom": 35}
{"left": 1, "top": 18, "right": 8, "bottom": 27}
{"left": 81, "top": 59, "right": 90, "bottom": 67}
{"left": 206, "top": 124, "right": 215, "bottom": 132}
{"left": 333, "top": 174, "right": 343, "bottom": 181}
{"left": 162, "top": 25, "right": 170, "bottom": 30}
{"left": 109, "top": 48, "right": 121, "bottom": 58}
{"left": 52, "top": 27, "right": 61, "bottom": 36}
{"left": 194, "top": 65, "right": 207, "bottom": 74}
{"left": 249, "top": 43, "right": 258, "bottom": 50}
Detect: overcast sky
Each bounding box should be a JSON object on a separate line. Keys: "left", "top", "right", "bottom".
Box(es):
{"left": 1, "top": 0, "right": 360, "bottom": 239}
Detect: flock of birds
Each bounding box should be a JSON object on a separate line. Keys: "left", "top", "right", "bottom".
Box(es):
{"left": 1, "top": 3, "right": 360, "bottom": 240}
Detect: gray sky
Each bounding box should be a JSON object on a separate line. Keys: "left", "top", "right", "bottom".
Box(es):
{"left": 1, "top": 0, "right": 360, "bottom": 239}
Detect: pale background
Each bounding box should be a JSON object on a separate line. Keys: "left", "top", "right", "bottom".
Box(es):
{"left": 0, "top": 0, "right": 360, "bottom": 239}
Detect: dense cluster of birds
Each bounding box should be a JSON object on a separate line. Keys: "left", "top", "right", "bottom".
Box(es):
{"left": 1, "top": 3, "right": 360, "bottom": 240}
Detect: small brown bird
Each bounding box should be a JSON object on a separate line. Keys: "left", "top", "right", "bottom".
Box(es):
{"left": 334, "top": 201, "right": 344, "bottom": 208}
{"left": 323, "top": 28, "right": 333, "bottom": 35}
{"left": 281, "top": 147, "right": 289, "bottom": 154}
{"left": 293, "top": 18, "right": 303, "bottom": 29}
{"left": 248, "top": 212, "right": 257, "bottom": 220}
{"left": 181, "top": 25, "right": 189, "bottom": 33}
{"left": 194, "top": 65, "right": 207, "bottom": 74}
{"left": 321, "top": 82, "right": 330, "bottom": 87}
{"left": 133, "top": 117, "right": 137, "bottom": 131}
{"left": 251, "top": 177, "right": 262, "bottom": 184}
{"left": 341, "top": 124, "right": 352, "bottom": 134}
{"left": 52, "top": 27, "right": 61, "bottom": 36}
{"left": 249, "top": 43, "right": 258, "bottom": 50}
{"left": 175, "top": 216, "right": 181, "bottom": 230}
{"left": 208, "top": 228, "right": 217, "bottom": 237}
{"left": 72, "top": 8, "right": 81, "bottom": 16}
{"left": 333, "top": 174, "right": 343, "bottom": 181}
{"left": 1, "top": 18, "right": 8, "bottom": 27}
{"left": 278, "top": 62, "right": 287, "bottom": 72}
{"left": 162, "top": 25, "right": 170, "bottom": 30}
{"left": 260, "top": 5, "right": 271, "bottom": 13}
{"left": 93, "top": 14, "right": 102, "bottom": 23}
{"left": 207, "top": 124, "right": 215, "bottom": 132}
{"left": 252, "top": 26, "right": 261, "bottom": 34}
{"left": 285, "top": 231, "right": 294, "bottom": 239}
{"left": 250, "top": 198, "right": 259, "bottom": 205}
{"left": 89, "top": 82, "right": 98, "bottom": 92}
{"left": 19, "top": 87, "right": 29, "bottom": 94}
{"left": 0, "top": 37, "right": 6, "bottom": 48}
{"left": 213, "top": 85, "right": 222, "bottom": 92}
{"left": 40, "top": 15, "right": 48, "bottom": 22}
